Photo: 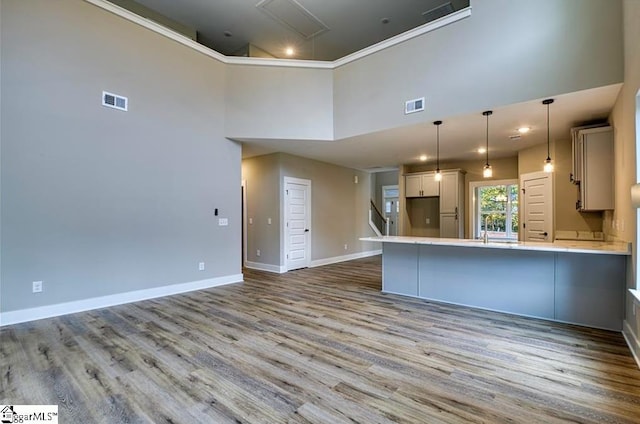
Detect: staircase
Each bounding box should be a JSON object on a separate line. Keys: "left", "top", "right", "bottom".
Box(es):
{"left": 369, "top": 200, "right": 389, "bottom": 236}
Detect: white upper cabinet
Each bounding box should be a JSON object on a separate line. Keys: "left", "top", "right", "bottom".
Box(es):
{"left": 572, "top": 126, "right": 614, "bottom": 211}
{"left": 405, "top": 173, "right": 440, "bottom": 197}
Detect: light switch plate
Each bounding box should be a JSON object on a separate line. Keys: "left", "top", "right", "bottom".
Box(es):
{"left": 33, "top": 281, "right": 43, "bottom": 293}
{"left": 218, "top": 218, "right": 228, "bottom": 226}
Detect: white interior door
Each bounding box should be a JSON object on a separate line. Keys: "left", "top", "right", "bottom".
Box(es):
{"left": 382, "top": 185, "right": 399, "bottom": 236}
{"left": 521, "top": 172, "right": 553, "bottom": 242}
{"left": 285, "top": 178, "right": 311, "bottom": 271}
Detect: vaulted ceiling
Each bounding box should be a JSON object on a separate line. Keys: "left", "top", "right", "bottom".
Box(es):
{"left": 108, "top": 0, "right": 622, "bottom": 171}
{"left": 112, "top": 0, "right": 470, "bottom": 61}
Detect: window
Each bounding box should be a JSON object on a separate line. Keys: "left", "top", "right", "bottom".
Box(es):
{"left": 470, "top": 180, "right": 519, "bottom": 240}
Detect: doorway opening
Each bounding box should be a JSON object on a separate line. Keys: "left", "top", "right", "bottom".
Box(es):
{"left": 382, "top": 185, "right": 399, "bottom": 236}
{"left": 241, "top": 180, "right": 247, "bottom": 268}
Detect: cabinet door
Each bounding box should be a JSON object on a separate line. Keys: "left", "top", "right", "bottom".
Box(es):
{"left": 440, "top": 214, "right": 459, "bottom": 238}
{"left": 421, "top": 174, "right": 440, "bottom": 197}
{"left": 581, "top": 129, "right": 614, "bottom": 210}
{"left": 439, "top": 172, "right": 458, "bottom": 214}
{"left": 571, "top": 128, "right": 581, "bottom": 183}
{"left": 405, "top": 175, "right": 422, "bottom": 197}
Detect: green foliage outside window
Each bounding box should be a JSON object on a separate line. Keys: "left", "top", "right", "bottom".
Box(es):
{"left": 479, "top": 184, "right": 518, "bottom": 238}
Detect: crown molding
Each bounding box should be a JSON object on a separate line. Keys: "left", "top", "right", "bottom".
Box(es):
{"left": 85, "top": 0, "right": 471, "bottom": 70}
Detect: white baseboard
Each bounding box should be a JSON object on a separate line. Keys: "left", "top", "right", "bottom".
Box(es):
{"left": 245, "top": 261, "right": 287, "bottom": 274}
{"left": 0, "top": 273, "right": 243, "bottom": 327}
{"left": 623, "top": 319, "right": 640, "bottom": 370}
{"left": 310, "top": 249, "right": 382, "bottom": 268}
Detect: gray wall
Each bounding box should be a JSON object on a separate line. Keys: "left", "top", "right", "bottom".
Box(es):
{"left": 1, "top": 0, "right": 241, "bottom": 312}
{"left": 225, "top": 65, "right": 334, "bottom": 141}
{"left": 608, "top": 0, "right": 640, "bottom": 360}
{"left": 241, "top": 154, "right": 281, "bottom": 266}
{"left": 279, "top": 154, "right": 377, "bottom": 262}
{"left": 333, "top": 0, "right": 624, "bottom": 140}
{"left": 242, "top": 153, "right": 378, "bottom": 269}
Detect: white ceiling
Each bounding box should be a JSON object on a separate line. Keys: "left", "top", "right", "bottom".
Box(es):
{"left": 239, "top": 84, "right": 622, "bottom": 170}
{"left": 112, "top": 0, "right": 622, "bottom": 172}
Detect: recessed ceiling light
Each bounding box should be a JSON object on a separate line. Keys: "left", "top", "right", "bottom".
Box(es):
{"left": 518, "top": 127, "right": 530, "bottom": 134}
{"left": 223, "top": 30, "right": 233, "bottom": 38}
{"left": 285, "top": 47, "right": 295, "bottom": 56}
{"left": 419, "top": 155, "right": 427, "bottom": 161}
{"left": 381, "top": 17, "right": 390, "bottom": 24}
{"left": 477, "top": 148, "right": 486, "bottom": 154}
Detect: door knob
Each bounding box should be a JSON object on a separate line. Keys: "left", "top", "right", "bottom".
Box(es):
{"left": 304, "top": 229, "right": 309, "bottom": 232}
{"left": 540, "top": 232, "right": 548, "bottom": 236}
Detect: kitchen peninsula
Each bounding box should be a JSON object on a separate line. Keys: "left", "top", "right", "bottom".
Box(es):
{"left": 361, "top": 236, "right": 630, "bottom": 331}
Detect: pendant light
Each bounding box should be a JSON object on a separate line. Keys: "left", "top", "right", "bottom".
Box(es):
{"left": 482, "top": 110, "right": 493, "bottom": 178}
{"left": 434, "top": 120, "right": 442, "bottom": 181}
{"left": 543, "top": 98, "right": 554, "bottom": 172}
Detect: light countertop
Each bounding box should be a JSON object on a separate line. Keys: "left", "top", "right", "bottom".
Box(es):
{"left": 360, "top": 236, "right": 631, "bottom": 256}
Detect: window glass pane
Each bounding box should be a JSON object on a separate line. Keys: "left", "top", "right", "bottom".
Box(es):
{"left": 477, "top": 183, "right": 518, "bottom": 240}
{"left": 384, "top": 188, "right": 399, "bottom": 197}
{"left": 385, "top": 201, "right": 391, "bottom": 214}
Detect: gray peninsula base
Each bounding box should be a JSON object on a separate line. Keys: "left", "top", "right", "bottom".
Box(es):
{"left": 382, "top": 243, "right": 626, "bottom": 331}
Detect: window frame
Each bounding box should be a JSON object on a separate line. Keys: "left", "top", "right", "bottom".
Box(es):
{"left": 468, "top": 179, "right": 519, "bottom": 241}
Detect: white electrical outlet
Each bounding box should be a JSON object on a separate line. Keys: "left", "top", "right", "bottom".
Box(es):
{"left": 198, "top": 262, "right": 205, "bottom": 271}
{"left": 32, "top": 281, "right": 43, "bottom": 293}
{"left": 218, "top": 218, "right": 228, "bottom": 226}
{"left": 426, "top": 218, "right": 430, "bottom": 224}
{"left": 249, "top": 218, "right": 253, "bottom": 225}
{"left": 256, "top": 249, "right": 261, "bottom": 257}
{"left": 268, "top": 218, "right": 272, "bottom": 225}
{"left": 344, "top": 244, "right": 348, "bottom": 250}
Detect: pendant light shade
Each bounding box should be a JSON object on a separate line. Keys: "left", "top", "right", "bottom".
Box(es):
{"left": 482, "top": 110, "right": 493, "bottom": 178}
{"left": 434, "top": 120, "right": 442, "bottom": 181}
{"left": 543, "top": 98, "right": 554, "bottom": 172}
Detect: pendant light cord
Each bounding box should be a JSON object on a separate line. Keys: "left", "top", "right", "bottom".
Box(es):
{"left": 542, "top": 99, "right": 554, "bottom": 162}
{"left": 546, "top": 101, "right": 551, "bottom": 160}
{"left": 433, "top": 120, "right": 442, "bottom": 172}
{"left": 485, "top": 114, "right": 489, "bottom": 166}
{"left": 482, "top": 110, "right": 492, "bottom": 166}
{"left": 436, "top": 124, "right": 440, "bottom": 170}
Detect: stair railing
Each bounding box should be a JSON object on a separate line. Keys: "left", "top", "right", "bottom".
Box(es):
{"left": 369, "top": 200, "right": 389, "bottom": 236}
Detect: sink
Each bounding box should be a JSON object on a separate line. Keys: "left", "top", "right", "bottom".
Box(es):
{"left": 465, "top": 239, "right": 518, "bottom": 244}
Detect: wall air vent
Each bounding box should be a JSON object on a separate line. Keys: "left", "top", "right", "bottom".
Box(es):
{"left": 256, "top": 0, "right": 329, "bottom": 39}
{"left": 422, "top": 2, "right": 455, "bottom": 23}
{"left": 405, "top": 97, "right": 425, "bottom": 115}
{"left": 102, "top": 91, "right": 128, "bottom": 111}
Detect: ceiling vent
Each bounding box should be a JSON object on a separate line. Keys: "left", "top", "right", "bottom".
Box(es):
{"left": 422, "top": 2, "right": 455, "bottom": 23}
{"left": 509, "top": 134, "right": 522, "bottom": 141}
{"left": 102, "top": 91, "right": 128, "bottom": 111}
{"left": 405, "top": 97, "right": 425, "bottom": 115}
{"left": 256, "top": 0, "right": 329, "bottom": 39}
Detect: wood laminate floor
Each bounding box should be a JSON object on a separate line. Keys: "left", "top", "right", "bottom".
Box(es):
{"left": 1, "top": 255, "right": 640, "bottom": 423}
